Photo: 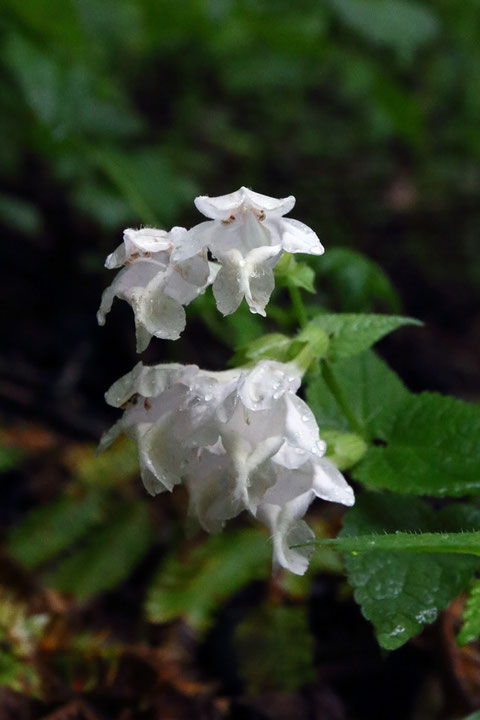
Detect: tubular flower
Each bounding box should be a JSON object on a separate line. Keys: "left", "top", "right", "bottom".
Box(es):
{"left": 97, "top": 226, "right": 212, "bottom": 351}
{"left": 172, "top": 187, "right": 325, "bottom": 317}
{"left": 100, "top": 359, "right": 354, "bottom": 574}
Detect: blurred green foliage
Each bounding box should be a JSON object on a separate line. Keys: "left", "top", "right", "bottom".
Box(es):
{"left": 1, "top": 0, "right": 480, "bottom": 294}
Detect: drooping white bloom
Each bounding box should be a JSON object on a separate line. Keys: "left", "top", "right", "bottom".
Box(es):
{"left": 172, "top": 187, "right": 324, "bottom": 317}
{"left": 100, "top": 359, "right": 354, "bottom": 574}
{"left": 97, "top": 227, "right": 213, "bottom": 351}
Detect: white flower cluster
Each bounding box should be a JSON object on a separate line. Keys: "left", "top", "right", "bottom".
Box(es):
{"left": 97, "top": 226, "right": 213, "bottom": 352}
{"left": 98, "top": 187, "right": 324, "bottom": 350}
{"left": 100, "top": 360, "right": 354, "bottom": 575}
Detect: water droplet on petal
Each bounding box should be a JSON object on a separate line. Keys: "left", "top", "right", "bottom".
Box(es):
{"left": 309, "top": 246, "right": 322, "bottom": 255}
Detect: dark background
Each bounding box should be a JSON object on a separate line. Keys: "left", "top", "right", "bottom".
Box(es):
{"left": 1, "top": 1, "right": 479, "bottom": 718}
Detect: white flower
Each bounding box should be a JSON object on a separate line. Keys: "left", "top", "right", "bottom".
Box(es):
{"left": 97, "top": 227, "right": 212, "bottom": 351}
{"left": 172, "top": 187, "right": 325, "bottom": 316}
{"left": 100, "top": 359, "right": 354, "bottom": 575}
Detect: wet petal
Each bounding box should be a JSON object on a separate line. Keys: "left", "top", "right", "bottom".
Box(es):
{"left": 278, "top": 217, "right": 324, "bottom": 255}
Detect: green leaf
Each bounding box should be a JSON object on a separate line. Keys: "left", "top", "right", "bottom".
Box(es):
{"left": 234, "top": 604, "right": 315, "bottom": 693}
{"left": 329, "top": 0, "right": 439, "bottom": 56}
{"left": 7, "top": 489, "right": 106, "bottom": 569}
{"left": 47, "top": 501, "right": 154, "bottom": 599}
{"left": 313, "top": 248, "right": 401, "bottom": 314}
{"left": 322, "top": 430, "right": 368, "bottom": 470}
{"left": 458, "top": 579, "right": 480, "bottom": 645}
{"left": 310, "top": 313, "right": 421, "bottom": 360}
{"left": 460, "top": 712, "right": 480, "bottom": 720}
{"left": 306, "top": 350, "right": 409, "bottom": 435}
{"left": 275, "top": 253, "right": 316, "bottom": 293}
{"left": 339, "top": 494, "right": 480, "bottom": 650}
{"left": 145, "top": 528, "right": 271, "bottom": 631}
{"left": 353, "top": 392, "right": 480, "bottom": 496}
{"left": 66, "top": 438, "right": 140, "bottom": 488}
{"left": 313, "top": 531, "right": 480, "bottom": 556}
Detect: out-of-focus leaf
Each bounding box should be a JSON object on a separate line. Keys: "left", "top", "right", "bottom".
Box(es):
{"left": 7, "top": 489, "right": 106, "bottom": 569}
{"left": 310, "top": 313, "right": 421, "bottom": 360}
{"left": 72, "top": 180, "right": 131, "bottom": 229}
{"left": 339, "top": 493, "right": 480, "bottom": 650}
{"left": 3, "top": 34, "right": 141, "bottom": 138}
{"left": 146, "top": 528, "right": 271, "bottom": 631}
{"left": 0, "top": 649, "right": 41, "bottom": 697}
{"left": 65, "top": 437, "right": 139, "bottom": 487}
{"left": 459, "top": 579, "right": 480, "bottom": 645}
{"left": 234, "top": 604, "right": 315, "bottom": 693}
{"left": 353, "top": 392, "right": 480, "bottom": 496}
{"left": 306, "top": 350, "right": 409, "bottom": 435}
{"left": 92, "top": 147, "right": 197, "bottom": 226}
{"left": 313, "top": 248, "right": 401, "bottom": 313}
{"left": 47, "top": 500, "right": 154, "bottom": 599}
{"left": 329, "top": 0, "right": 439, "bottom": 56}
{"left": 0, "top": 193, "right": 42, "bottom": 235}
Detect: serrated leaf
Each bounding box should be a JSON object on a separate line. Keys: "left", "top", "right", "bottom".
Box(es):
{"left": 234, "top": 604, "right": 315, "bottom": 693}
{"left": 353, "top": 392, "right": 480, "bottom": 496}
{"left": 145, "top": 528, "right": 271, "bottom": 631}
{"left": 7, "top": 489, "right": 106, "bottom": 569}
{"left": 458, "top": 579, "right": 480, "bottom": 645}
{"left": 310, "top": 313, "right": 421, "bottom": 360}
{"left": 339, "top": 494, "right": 480, "bottom": 650}
{"left": 306, "top": 350, "right": 408, "bottom": 436}
{"left": 47, "top": 501, "right": 154, "bottom": 599}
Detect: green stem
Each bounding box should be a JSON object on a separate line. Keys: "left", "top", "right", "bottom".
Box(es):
{"left": 321, "top": 360, "right": 365, "bottom": 437}
{"left": 287, "top": 282, "right": 308, "bottom": 329}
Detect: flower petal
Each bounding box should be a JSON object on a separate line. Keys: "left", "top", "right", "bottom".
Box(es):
{"left": 97, "top": 262, "right": 158, "bottom": 325}
{"left": 195, "top": 187, "right": 295, "bottom": 220}
{"left": 276, "top": 217, "right": 324, "bottom": 255}
{"left": 212, "top": 256, "right": 244, "bottom": 316}
{"left": 257, "top": 496, "right": 316, "bottom": 575}
{"left": 134, "top": 276, "right": 187, "bottom": 346}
